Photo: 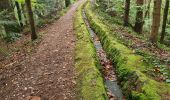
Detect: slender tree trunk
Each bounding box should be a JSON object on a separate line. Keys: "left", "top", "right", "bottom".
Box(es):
{"left": 150, "top": 0, "right": 162, "bottom": 43}
{"left": 124, "top": 0, "right": 131, "bottom": 26}
{"left": 160, "top": 0, "right": 169, "bottom": 43}
{"left": 21, "top": 4, "right": 28, "bottom": 24}
{"left": 144, "top": 0, "right": 152, "bottom": 18}
{"left": 65, "top": 0, "right": 71, "bottom": 7}
{"left": 0, "top": 0, "right": 13, "bottom": 35}
{"left": 134, "top": 0, "right": 144, "bottom": 34}
{"left": 25, "top": 0, "right": 37, "bottom": 40}
{"left": 15, "top": 1, "right": 23, "bottom": 27}
{"left": 107, "top": 0, "right": 110, "bottom": 9}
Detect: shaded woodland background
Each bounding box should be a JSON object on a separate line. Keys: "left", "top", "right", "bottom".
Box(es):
{"left": 0, "top": 0, "right": 73, "bottom": 42}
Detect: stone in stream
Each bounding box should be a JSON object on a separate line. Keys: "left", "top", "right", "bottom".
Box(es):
{"left": 106, "top": 80, "right": 123, "bottom": 100}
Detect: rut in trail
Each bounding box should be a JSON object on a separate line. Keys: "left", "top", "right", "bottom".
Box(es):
{"left": 0, "top": 0, "right": 84, "bottom": 100}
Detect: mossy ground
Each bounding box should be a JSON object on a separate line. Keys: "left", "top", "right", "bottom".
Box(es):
{"left": 92, "top": 3, "right": 170, "bottom": 81}
{"left": 84, "top": 1, "right": 170, "bottom": 100}
{"left": 74, "top": 1, "right": 108, "bottom": 100}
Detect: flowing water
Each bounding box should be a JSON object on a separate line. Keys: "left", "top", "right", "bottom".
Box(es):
{"left": 82, "top": 10, "right": 123, "bottom": 100}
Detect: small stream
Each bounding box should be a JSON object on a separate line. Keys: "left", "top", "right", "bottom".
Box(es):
{"left": 82, "top": 10, "right": 123, "bottom": 100}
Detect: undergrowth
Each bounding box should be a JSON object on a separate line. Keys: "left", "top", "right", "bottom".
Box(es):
{"left": 84, "top": 1, "right": 170, "bottom": 100}
{"left": 91, "top": 2, "right": 170, "bottom": 83}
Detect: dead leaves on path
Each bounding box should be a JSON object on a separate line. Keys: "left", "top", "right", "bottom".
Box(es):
{"left": 27, "top": 96, "right": 41, "bottom": 100}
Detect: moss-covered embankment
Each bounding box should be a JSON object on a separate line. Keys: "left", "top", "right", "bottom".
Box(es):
{"left": 84, "top": 1, "right": 170, "bottom": 100}
{"left": 74, "top": 1, "right": 108, "bottom": 100}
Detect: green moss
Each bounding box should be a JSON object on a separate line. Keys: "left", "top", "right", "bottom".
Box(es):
{"left": 84, "top": 1, "right": 170, "bottom": 100}
{"left": 93, "top": 1, "right": 170, "bottom": 75}
{"left": 74, "top": 2, "right": 107, "bottom": 100}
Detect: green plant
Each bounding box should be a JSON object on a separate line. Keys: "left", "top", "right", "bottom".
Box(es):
{"left": 0, "top": 10, "right": 21, "bottom": 42}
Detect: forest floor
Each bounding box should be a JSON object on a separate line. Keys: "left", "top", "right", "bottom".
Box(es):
{"left": 95, "top": 9, "right": 170, "bottom": 82}
{"left": 0, "top": 0, "right": 84, "bottom": 100}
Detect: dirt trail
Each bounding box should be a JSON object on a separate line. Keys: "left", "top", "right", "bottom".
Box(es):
{"left": 0, "top": 0, "right": 84, "bottom": 100}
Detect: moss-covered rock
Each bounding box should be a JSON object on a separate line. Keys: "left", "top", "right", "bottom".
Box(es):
{"left": 84, "top": 1, "right": 170, "bottom": 100}
{"left": 74, "top": 1, "right": 108, "bottom": 100}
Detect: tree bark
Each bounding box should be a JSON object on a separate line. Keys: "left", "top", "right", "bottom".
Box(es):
{"left": 134, "top": 0, "right": 144, "bottom": 34}
{"left": 25, "top": 0, "right": 37, "bottom": 40}
{"left": 65, "top": 0, "right": 71, "bottom": 7}
{"left": 107, "top": 0, "right": 110, "bottom": 9}
{"left": 150, "top": 0, "right": 162, "bottom": 43}
{"left": 144, "top": 0, "right": 152, "bottom": 18}
{"left": 15, "top": 1, "right": 23, "bottom": 27}
{"left": 160, "top": 0, "right": 169, "bottom": 43}
{"left": 124, "top": 0, "right": 131, "bottom": 26}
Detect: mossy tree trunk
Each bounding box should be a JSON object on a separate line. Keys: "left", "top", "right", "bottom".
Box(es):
{"left": 15, "top": 1, "right": 23, "bottom": 27}
{"left": 160, "top": 0, "right": 169, "bottom": 43}
{"left": 124, "top": 0, "right": 131, "bottom": 26}
{"left": 0, "top": 0, "right": 13, "bottom": 36}
{"left": 107, "top": 0, "right": 110, "bottom": 9}
{"left": 144, "top": 0, "right": 152, "bottom": 18}
{"left": 134, "top": 0, "right": 144, "bottom": 34}
{"left": 25, "top": 0, "right": 37, "bottom": 40}
{"left": 65, "top": 0, "right": 71, "bottom": 7}
{"left": 150, "top": 0, "right": 162, "bottom": 43}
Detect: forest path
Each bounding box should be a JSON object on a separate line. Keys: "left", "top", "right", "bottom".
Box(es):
{"left": 0, "top": 0, "right": 84, "bottom": 100}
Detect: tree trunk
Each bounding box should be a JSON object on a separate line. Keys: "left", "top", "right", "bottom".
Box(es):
{"left": 150, "top": 0, "right": 162, "bottom": 43}
{"left": 21, "top": 4, "right": 28, "bottom": 24}
{"left": 160, "top": 0, "right": 169, "bottom": 43}
{"left": 124, "top": 0, "right": 131, "bottom": 26}
{"left": 107, "top": 0, "right": 110, "bottom": 9}
{"left": 144, "top": 0, "right": 152, "bottom": 18}
{"left": 65, "top": 0, "right": 71, "bottom": 7}
{"left": 25, "top": 0, "right": 37, "bottom": 40}
{"left": 0, "top": 0, "right": 13, "bottom": 35}
{"left": 15, "top": 1, "right": 23, "bottom": 27}
{"left": 134, "top": 0, "right": 144, "bottom": 34}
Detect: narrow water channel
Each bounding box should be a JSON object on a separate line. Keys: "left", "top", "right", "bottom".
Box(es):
{"left": 82, "top": 10, "right": 123, "bottom": 100}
